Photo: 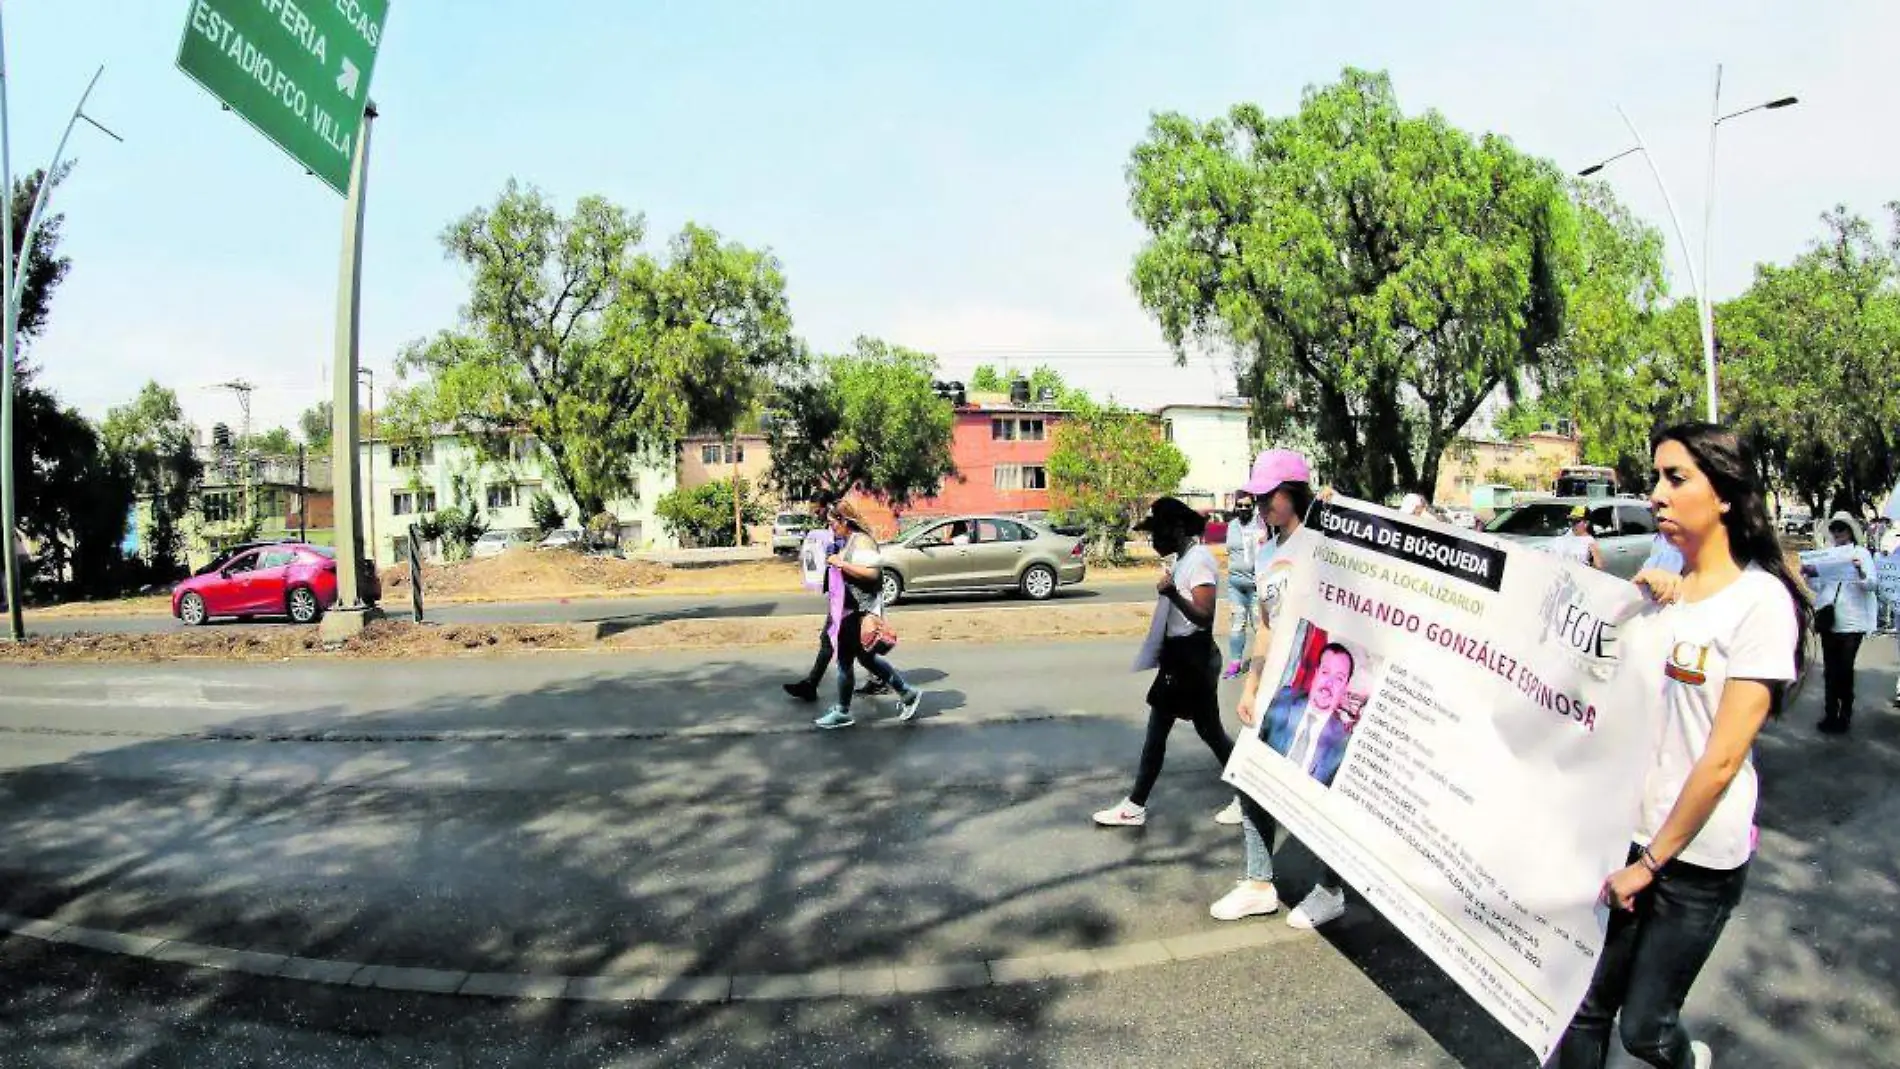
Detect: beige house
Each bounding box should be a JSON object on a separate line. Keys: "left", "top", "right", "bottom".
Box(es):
{"left": 1434, "top": 431, "right": 1581, "bottom": 507}
{"left": 677, "top": 433, "right": 777, "bottom": 545}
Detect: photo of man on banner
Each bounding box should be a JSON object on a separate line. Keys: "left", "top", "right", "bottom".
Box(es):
{"left": 1261, "top": 620, "right": 1374, "bottom": 787}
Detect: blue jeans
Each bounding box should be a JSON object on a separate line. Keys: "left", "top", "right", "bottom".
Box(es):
{"left": 1227, "top": 575, "right": 1257, "bottom": 663}
{"left": 1554, "top": 846, "right": 1749, "bottom": 1069}
{"left": 1238, "top": 797, "right": 1339, "bottom": 891}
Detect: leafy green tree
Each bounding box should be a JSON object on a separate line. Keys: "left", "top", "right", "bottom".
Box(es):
{"left": 1047, "top": 399, "right": 1189, "bottom": 560}
{"left": 765, "top": 337, "right": 958, "bottom": 509}
{"left": 655, "top": 479, "right": 768, "bottom": 547}
{"left": 1128, "top": 68, "right": 1579, "bottom": 502}
{"left": 102, "top": 382, "right": 203, "bottom": 579}
{"left": 14, "top": 394, "right": 132, "bottom": 597}
{"left": 528, "top": 490, "right": 566, "bottom": 536}
{"left": 1500, "top": 183, "right": 1687, "bottom": 489}
{"left": 1716, "top": 205, "right": 1900, "bottom": 516}
{"left": 239, "top": 426, "right": 297, "bottom": 456}
{"left": 418, "top": 473, "right": 489, "bottom": 561}
{"left": 10, "top": 163, "right": 73, "bottom": 348}
{"left": 298, "top": 402, "right": 335, "bottom": 452}
{"left": 968, "top": 365, "right": 1007, "bottom": 393}
{"left": 392, "top": 180, "right": 797, "bottom": 519}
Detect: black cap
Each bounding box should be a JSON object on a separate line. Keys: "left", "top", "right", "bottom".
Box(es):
{"left": 1135, "top": 496, "right": 1207, "bottom": 536}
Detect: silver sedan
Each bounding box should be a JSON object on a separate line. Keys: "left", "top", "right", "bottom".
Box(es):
{"left": 878, "top": 515, "right": 1088, "bottom": 604}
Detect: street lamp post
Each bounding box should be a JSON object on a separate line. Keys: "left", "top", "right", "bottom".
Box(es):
{"left": 1578, "top": 72, "right": 1797, "bottom": 425}
{"left": 0, "top": 35, "right": 121, "bottom": 641}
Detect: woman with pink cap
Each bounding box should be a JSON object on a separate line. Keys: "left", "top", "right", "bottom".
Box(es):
{"left": 1208, "top": 448, "right": 1351, "bottom": 931}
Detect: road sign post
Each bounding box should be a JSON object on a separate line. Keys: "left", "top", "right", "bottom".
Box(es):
{"left": 175, "top": 0, "right": 390, "bottom": 639}
{"left": 176, "top": 0, "right": 388, "bottom": 195}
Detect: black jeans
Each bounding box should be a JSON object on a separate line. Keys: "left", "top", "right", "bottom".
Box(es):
{"left": 1129, "top": 697, "right": 1232, "bottom": 808}
{"left": 801, "top": 624, "right": 835, "bottom": 687}
{"left": 1554, "top": 846, "right": 1749, "bottom": 1069}
{"left": 1820, "top": 630, "right": 1865, "bottom": 721}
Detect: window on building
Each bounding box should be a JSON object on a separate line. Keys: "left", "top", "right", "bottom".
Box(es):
{"left": 511, "top": 437, "right": 537, "bottom": 462}
{"left": 700, "top": 443, "right": 722, "bottom": 464}
{"left": 1163, "top": 421, "right": 1175, "bottom": 443}
{"left": 390, "top": 443, "right": 435, "bottom": 468}
{"left": 699, "top": 443, "right": 745, "bottom": 464}
{"left": 991, "top": 418, "right": 1045, "bottom": 442}
{"left": 485, "top": 484, "right": 518, "bottom": 509}
{"left": 203, "top": 491, "right": 237, "bottom": 524}
{"left": 992, "top": 418, "right": 1016, "bottom": 442}
{"left": 1018, "top": 419, "right": 1045, "bottom": 442}
{"left": 993, "top": 465, "right": 1049, "bottom": 491}
{"left": 391, "top": 490, "right": 435, "bottom": 516}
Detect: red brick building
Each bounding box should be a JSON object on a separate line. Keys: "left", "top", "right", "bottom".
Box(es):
{"left": 849, "top": 401, "right": 1067, "bottom": 536}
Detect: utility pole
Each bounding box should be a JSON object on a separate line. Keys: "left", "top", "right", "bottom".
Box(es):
{"left": 731, "top": 433, "right": 743, "bottom": 547}
{"left": 297, "top": 444, "right": 308, "bottom": 542}
{"left": 211, "top": 379, "right": 256, "bottom": 531}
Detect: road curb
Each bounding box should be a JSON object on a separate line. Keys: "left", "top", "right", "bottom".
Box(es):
{"left": 0, "top": 907, "right": 1310, "bottom": 1003}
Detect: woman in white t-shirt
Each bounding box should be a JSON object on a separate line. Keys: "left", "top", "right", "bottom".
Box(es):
{"left": 1093, "top": 497, "right": 1230, "bottom": 827}
{"left": 1550, "top": 506, "right": 1606, "bottom": 570}
{"left": 1805, "top": 517, "right": 1877, "bottom": 734}
{"left": 1554, "top": 423, "right": 1810, "bottom": 1069}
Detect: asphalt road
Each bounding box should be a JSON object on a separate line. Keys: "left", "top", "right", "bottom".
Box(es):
{"left": 0, "top": 640, "right": 1893, "bottom": 1067}
{"left": 22, "top": 581, "right": 1150, "bottom": 637}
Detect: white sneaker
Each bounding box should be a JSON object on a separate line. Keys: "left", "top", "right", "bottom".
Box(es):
{"left": 1210, "top": 882, "right": 1280, "bottom": 921}
{"left": 1092, "top": 799, "right": 1147, "bottom": 827}
{"left": 1287, "top": 885, "right": 1347, "bottom": 929}
{"left": 1214, "top": 798, "right": 1243, "bottom": 826}
{"left": 1691, "top": 1040, "right": 1712, "bottom": 1069}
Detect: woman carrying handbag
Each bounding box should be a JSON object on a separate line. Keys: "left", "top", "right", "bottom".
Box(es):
{"left": 814, "top": 500, "right": 924, "bottom": 730}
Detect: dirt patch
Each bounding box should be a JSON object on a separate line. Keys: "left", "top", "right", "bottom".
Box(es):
{"left": 0, "top": 603, "right": 1156, "bottom": 663}
{"left": 380, "top": 550, "right": 673, "bottom": 601}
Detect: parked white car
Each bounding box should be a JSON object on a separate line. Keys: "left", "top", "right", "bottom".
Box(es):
{"left": 470, "top": 529, "right": 535, "bottom": 559}
{"left": 538, "top": 528, "right": 585, "bottom": 550}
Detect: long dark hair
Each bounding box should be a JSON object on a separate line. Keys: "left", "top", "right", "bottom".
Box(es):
{"left": 1279, "top": 481, "right": 1318, "bottom": 530}
{"left": 1652, "top": 422, "right": 1813, "bottom": 682}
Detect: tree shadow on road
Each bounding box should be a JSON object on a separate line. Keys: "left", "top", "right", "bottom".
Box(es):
{"left": 0, "top": 657, "right": 1226, "bottom": 1066}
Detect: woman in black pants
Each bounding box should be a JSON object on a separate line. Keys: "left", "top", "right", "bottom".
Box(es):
{"left": 1554, "top": 424, "right": 1808, "bottom": 1069}
{"left": 1094, "top": 497, "right": 1229, "bottom": 827}
{"left": 1805, "top": 517, "right": 1875, "bottom": 734}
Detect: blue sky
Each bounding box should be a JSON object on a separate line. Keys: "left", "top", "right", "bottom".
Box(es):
{"left": 10, "top": 0, "right": 1897, "bottom": 437}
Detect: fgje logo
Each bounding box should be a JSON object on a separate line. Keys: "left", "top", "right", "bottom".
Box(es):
{"left": 1537, "top": 570, "right": 1621, "bottom": 679}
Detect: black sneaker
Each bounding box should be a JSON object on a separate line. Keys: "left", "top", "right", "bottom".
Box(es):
{"left": 783, "top": 681, "right": 819, "bottom": 702}
{"left": 858, "top": 678, "right": 892, "bottom": 696}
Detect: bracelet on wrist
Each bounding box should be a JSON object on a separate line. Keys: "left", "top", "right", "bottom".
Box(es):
{"left": 1639, "top": 847, "right": 1665, "bottom": 874}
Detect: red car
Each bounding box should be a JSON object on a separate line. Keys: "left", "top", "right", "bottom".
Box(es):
{"left": 171, "top": 544, "right": 372, "bottom": 626}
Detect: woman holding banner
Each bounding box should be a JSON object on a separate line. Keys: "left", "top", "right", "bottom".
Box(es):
{"left": 1554, "top": 423, "right": 1809, "bottom": 1069}
{"left": 1209, "top": 449, "right": 1351, "bottom": 931}
{"left": 1805, "top": 517, "right": 1875, "bottom": 735}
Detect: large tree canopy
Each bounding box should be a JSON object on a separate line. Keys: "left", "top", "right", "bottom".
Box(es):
{"left": 765, "top": 337, "right": 957, "bottom": 509}
{"left": 1718, "top": 205, "right": 1900, "bottom": 515}
{"left": 393, "top": 181, "right": 797, "bottom": 517}
{"left": 1128, "top": 68, "right": 1582, "bottom": 500}
{"left": 102, "top": 382, "right": 203, "bottom": 577}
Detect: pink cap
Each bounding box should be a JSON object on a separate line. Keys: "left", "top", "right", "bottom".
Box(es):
{"left": 1243, "top": 448, "right": 1312, "bottom": 496}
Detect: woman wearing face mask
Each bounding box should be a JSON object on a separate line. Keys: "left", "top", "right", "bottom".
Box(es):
{"left": 1093, "top": 496, "right": 1229, "bottom": 828}
{"left": 1804, "top": 517, "right": 1875, "bottom": 735}
{"left": 1210, "top": 449, "right": 1351, "bottom": 930}
{"left": 1553, "top": 423, "right": 1808, "bottom": 1069}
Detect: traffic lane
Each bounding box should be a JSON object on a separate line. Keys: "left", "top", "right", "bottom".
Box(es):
{"left": 0, "top": 936, "right": 1513, "bottom": 1069}
{"left": 21, "top": 580, "right": 1145, "bottom": 636}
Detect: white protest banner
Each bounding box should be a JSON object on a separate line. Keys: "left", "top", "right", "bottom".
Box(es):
{"left": 1799, "top": 545, "right": 1864, "bottom": 586}
{"left": 1223, "top": 497, "right": 1660, "bottom": 1059}
{"left": 1879, "top": 557, "right": 1900, "bottom": 605}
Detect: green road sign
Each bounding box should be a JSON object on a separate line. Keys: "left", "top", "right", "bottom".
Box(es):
{"left": 176, "top": 0, "right": 390, "bottom": 195}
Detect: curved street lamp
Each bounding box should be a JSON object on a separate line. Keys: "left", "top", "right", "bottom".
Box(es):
{"left": 1578, "top": 67, "right": 1798, "bottom": 425}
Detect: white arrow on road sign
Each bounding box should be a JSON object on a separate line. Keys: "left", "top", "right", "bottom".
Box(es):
{"left": 338, "top": 57, "right": 361, "bottom": 99}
